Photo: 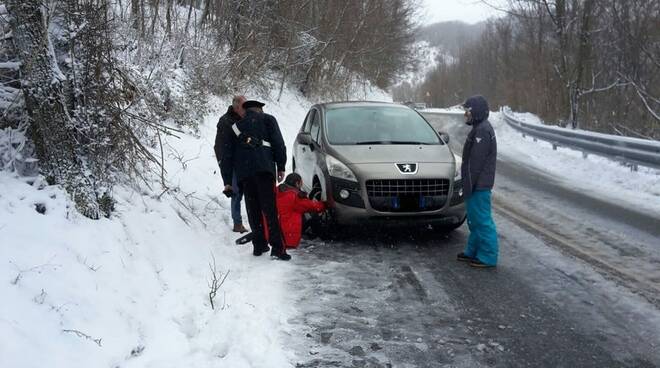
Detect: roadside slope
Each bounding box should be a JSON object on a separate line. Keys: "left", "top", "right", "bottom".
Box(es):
{"left": 1, "top": 85, "right": 392, "bottom": 368}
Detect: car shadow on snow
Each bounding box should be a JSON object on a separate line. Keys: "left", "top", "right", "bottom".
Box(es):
{"left": 310, "top": 223, "right": 467, "bottom": 250}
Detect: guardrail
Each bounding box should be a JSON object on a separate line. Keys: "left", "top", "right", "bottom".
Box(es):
{"left": 501, "top": 108, "right": 660, "bottom": 170}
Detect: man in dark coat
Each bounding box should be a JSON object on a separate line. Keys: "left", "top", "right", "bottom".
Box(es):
{"left": 220, "top": 100, "right": 290, "bottom": 260}
{"left": 214, "top": 95, "right": 248, "bottom": 233}
{"left": 456, "top": 95, "right": 499, "bottom": 268}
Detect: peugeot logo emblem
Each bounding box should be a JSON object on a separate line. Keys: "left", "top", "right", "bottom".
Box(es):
{"left": 396, "top": 163, "right": 418, "bottom": 175}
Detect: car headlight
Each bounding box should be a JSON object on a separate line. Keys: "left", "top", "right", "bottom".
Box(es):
{"left": 326, "top": 155, "right": 357, "bottom": 182}
{"left": 453, "top": 153, "right": 462, "bottom": 179}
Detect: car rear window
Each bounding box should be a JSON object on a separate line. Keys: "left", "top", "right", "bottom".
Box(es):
{"left": 325, "top": 106, "right": 441, "bottom": 145}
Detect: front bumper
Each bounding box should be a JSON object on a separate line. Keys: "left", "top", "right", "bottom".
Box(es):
{"left": 331, "top": 201, "right": 466, "bottom": 226}
{"left": 327, "top": 176, "right": 466, "bottom": 226}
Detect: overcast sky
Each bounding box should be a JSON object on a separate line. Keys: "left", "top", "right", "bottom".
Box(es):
{"left": 420, "top": 0, "right": 503, "bottom": 25}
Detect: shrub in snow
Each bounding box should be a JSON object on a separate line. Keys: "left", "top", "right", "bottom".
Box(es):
{"left": 0, "top": 123, "right": 37, "bottom": 176}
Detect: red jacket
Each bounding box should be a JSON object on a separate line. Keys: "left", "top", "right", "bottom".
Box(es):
{"left": 276, "top": 186, "right": 325, "bottom": 248}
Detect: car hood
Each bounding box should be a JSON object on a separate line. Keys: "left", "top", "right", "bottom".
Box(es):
{"left": 328, "top": 144, "right": 454, "bottom": 164}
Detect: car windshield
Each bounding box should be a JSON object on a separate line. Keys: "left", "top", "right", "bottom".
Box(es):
{"left": 325, "top": 106, "right": 441, "bottom": 145}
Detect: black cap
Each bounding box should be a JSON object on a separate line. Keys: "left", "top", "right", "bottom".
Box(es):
{"left": 243, "top": 100, "right": 265, "bottom": 109}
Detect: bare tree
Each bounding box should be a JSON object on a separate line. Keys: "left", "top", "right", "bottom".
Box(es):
{"left": 414, "top": 0, "right": 658, "bottom": 138}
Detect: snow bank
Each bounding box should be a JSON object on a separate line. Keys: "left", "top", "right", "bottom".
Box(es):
{"left": 491, "top": 112, "right": 660, "bottom": 217}
{"left": 0, "top": 114, "right": 293, "bottom": 368}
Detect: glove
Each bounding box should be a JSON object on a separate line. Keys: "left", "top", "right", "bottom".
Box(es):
{"left": 223, "top": 185, "right": 234, "bottom": 198}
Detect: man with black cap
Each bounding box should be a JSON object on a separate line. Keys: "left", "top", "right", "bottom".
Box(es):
{"left": 220, "top": 100, "right": 290, "bottom": 260}
{"left": 456, "top": 95, "right": 499, "bottom": 268}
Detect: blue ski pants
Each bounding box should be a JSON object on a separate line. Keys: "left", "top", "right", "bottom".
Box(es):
{"left": 464, "top": 189, "right": 499, "bottom": 266}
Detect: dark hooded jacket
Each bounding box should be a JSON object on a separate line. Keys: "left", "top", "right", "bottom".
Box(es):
{"left": 214, "top": 106, "right": 242, "bottom": 165}
{"left": 220, "top": 109, "right": 287, "bottom": 185}
{"left": 460, "top": 95, "right": 497, "bottom": 199}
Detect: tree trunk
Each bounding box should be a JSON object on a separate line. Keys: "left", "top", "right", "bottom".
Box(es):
{"left": 131, "top": 0, "right": 140, "bottom": 31}
{"left": 165, "top": 0, "right": 172, "bottom": 37}
{"left": 569, "top": 0, "right": 596, "bottom": 129}
{"left": 7, "top": 0, "right": 100, "bottom": 219}
{"left": 184, "top": 0, "right": 193, "bottom": 34}
{"left": 150, "top": 0, "right": 160, "bottom": 36}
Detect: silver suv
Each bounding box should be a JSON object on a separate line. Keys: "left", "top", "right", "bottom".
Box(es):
{"left": 292, "top": 102, "right": 465, "bottom": 230}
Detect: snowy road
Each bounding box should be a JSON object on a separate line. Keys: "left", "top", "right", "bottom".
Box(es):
{"left": 284, "top": 112, "right": 660, "bottom": 367}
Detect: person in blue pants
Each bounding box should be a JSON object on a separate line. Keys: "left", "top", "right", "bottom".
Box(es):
{"left": 230, "top": 173, "right": 245, "bottom": 232}
{"left": 457, "top": 95, "right": 499, "bottom": 268}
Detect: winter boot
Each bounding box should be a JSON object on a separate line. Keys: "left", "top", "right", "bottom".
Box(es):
{"left": 457, "top": 252, "right": 474, "bottom": 262}
{"left": 469, "top": 258, "right": 495, "bottom": 268}
{"left": 233, "top": 224, "right": 248, "bottom": 233}
{"left": 236, "top": 232, "right": 254, "bottom": 245}
{"left": 270, "top": 248, "right": 291, "bottom": 261}
{"left": 253, "top": 244, "right": 270, "bottom": 256}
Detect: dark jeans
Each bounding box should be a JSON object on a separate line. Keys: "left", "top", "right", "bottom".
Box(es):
{"left": 241, "top": 172, "right": 285, "bottom": 254}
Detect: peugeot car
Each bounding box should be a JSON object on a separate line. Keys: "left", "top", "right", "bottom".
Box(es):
{"left": 292, "top": 101, "right": 465, "bottom": 230}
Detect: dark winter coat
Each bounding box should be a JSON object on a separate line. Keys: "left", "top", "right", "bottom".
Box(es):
{"left": 214, "top": 106, "right": 242, "bottom": 165}
{"left": 220, "top": 110, "right": 287, "bottom": 186}
{"left": 461, "top": 95, "right": 497, "bottom": 199}
{"left": 276, "top": 184, "right": 326, "bottom": 248}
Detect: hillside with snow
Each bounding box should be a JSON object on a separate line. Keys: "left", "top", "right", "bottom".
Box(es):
{"left": 0, "top": 86, "right": 391, "bottom": 368}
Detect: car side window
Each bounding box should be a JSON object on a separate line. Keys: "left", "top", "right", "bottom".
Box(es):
{"left": 300, "top": 110, "right": 311, "bottom": 132}
{"left": 303, "top": 109, "right": 316, "bottom": 133}
{"left": 310, "top": 110, "right": 321, "bottom": 142}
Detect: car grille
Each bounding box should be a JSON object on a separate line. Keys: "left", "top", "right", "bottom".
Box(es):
{"left": 366, "top": 179, "right": 450, "bottom": 197}
{"left": 366, "top": 179, "right": 450, "bottom": 212}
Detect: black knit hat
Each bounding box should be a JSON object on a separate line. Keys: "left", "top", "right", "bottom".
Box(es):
{"left": 284, "top": 173, "right": 302, "bottom": 187}
{"left": 243, "top": 100, "right": 266, "bottom": 109}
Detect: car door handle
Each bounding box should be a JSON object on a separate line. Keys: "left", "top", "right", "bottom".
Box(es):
{"left": 302, "top": 147, "right": 306, "bottom": 152}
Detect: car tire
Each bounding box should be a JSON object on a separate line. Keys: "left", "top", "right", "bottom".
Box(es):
{"left": 311, "top": 179, "right": 344, "bottom": 240}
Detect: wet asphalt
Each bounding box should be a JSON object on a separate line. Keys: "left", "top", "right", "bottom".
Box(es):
{"left": 285, "top": 113, "right": 660, "bottom": 367}
{"left": 287, "top": 219, "right": 659, "bottom": 367}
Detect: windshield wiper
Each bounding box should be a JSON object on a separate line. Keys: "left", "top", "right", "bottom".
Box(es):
{"left": 354, "top": 140, "right": 432, "bottom": 145}
{"left": 388, "top": 141, "right": 432, "bottom": 145}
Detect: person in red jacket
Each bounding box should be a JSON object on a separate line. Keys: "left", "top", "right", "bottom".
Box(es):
{"left": 277, "top": 173, "right": 326, "bottom": 249}
{"left": 235, "top": 173, "right": 326, "bottom": 247}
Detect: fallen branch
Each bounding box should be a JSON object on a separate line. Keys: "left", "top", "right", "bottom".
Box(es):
{"left": 62, "top": 329, "right": 102, "bottom": 347}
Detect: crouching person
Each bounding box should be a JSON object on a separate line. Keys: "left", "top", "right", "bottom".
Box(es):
{"left": 277, "top": 173, "right": 326, "bottom": 249}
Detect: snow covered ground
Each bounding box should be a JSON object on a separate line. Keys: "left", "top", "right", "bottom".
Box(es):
{"left": 0, "top": 86, "right": 390, "bottom": 368}
{"left": 490, "top": 111, "right": 660, "bottom": 218}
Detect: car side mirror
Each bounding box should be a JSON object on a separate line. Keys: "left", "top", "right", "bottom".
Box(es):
{"left": 438, "top": 131, "right": 450, "bottom": 144}
{"left": 298, "top": 132, "right": 313, "bottom": 146}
